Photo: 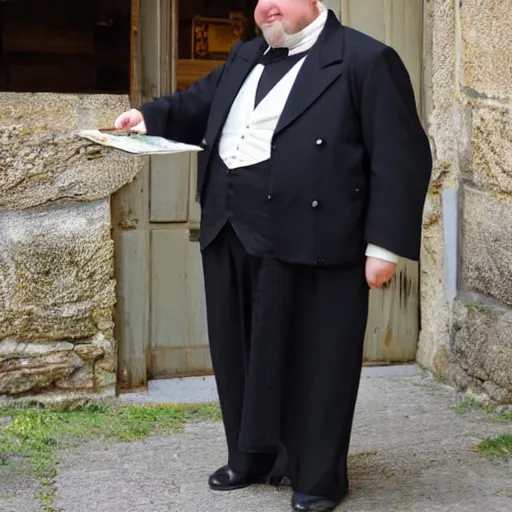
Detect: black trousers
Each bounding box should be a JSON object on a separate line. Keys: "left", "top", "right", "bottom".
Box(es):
{"left": 201, "top": 224, "right": 369, "bottom": 501}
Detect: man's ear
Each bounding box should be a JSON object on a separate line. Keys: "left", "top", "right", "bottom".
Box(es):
{"left": 313, "top": 0, "right": 324, "bottom": 12}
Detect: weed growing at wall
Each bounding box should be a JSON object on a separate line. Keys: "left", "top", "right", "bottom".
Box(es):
{"left": 0, "top": 402, "right": 221, "bottom": 512}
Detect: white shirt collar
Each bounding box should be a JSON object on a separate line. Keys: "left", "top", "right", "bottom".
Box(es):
{"left": 266, "top": 4, "right": 328, "bottom": 56}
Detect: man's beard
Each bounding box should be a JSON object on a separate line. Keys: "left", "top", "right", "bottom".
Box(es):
{"left": 260, "top": 20, "right": 295, "bottom": 48}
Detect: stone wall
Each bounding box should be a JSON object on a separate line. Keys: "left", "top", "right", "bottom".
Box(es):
{"left": 3, "top": 2, "right": 512, "bottom": 405}
{"left": 0, "top": 93, "right": 144, "bottom": 401}
{"left": 419, "top": 0, "right": 512, "bottom": 403}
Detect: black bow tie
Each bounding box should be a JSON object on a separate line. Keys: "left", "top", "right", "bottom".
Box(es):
{"left": 258, "top": 47, "right": 289, "bottom": 65}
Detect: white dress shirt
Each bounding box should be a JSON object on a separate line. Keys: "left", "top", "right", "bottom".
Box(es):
{"left": 218, "top": 7, "right": 328, "bottom": 170}
{"left": 218, "top": 58, "right": 306, "bottom": 169}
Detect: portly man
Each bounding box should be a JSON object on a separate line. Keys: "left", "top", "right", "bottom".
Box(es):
{"left": 115, "top": 1, "right": 432, "bottom": 510}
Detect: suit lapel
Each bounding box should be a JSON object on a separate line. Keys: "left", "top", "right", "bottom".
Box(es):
{"left": 204, "top": 11, "right": 345, "bottom": 144}
{"left": 275, "top": 11, "right": 345, "bottom": 135}
{"left": 204, "top": 37, "right": 266, "bottom": 146}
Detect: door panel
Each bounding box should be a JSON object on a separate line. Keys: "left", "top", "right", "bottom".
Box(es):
{"left": 149, "top": 229, "right": 210, "bottom": 378}
{"left": 341, "top": 0, "right": 424, "bottom": 363}
{"left": 151, "top": 230, "right": 189, "bottom": 352}
{"left": 365, "top": 260, "right": 420, "bottom": 363}
{"left": 382, "top": 0, "right": 424, "bottom": 110}
{"left": 341, "top": 0, "right": 387, "bottom": 42}
{"left": 341, "top": 0, "right": 424, "bottom": 110}
{"left": 150, "top": 153, "right": 191, "bottom": 222}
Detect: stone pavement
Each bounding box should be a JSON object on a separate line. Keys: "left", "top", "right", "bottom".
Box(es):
{"left": 3, "top": 372, "right": 512, "bottom": 512}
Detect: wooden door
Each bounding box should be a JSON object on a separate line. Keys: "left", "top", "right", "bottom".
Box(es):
{"left": 115, "top": 0, "right": 211, "bottom": 391}
{"left": 339, "top": 0, "right": 425, "bottom": 363}
{"left": 114, "top": 0, "right": 425, "bottom": 391}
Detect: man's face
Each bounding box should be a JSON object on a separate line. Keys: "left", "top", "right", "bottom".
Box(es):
{"left": 254, "top": 0, "right": 320, "bottom": 47}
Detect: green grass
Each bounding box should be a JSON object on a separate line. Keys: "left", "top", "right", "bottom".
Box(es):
{"left": 453, "top": 399, "right": 512, "bottom": 461}
{"left": 478, "top": 434, "right": 512, "bottom": 460}
{"left": 453, "top": 397, "right": 512, "bottom": 422}
{"left": 0, "top": 402, "right": 221, "bottom": 511}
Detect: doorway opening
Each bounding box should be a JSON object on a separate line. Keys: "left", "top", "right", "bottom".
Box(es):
{"left": 0, "top": 0, "right": 131, "bottom": 93}
{"left": 175, "top": 0, "right": 259, "bottom": 91}
{"left": 116, "top": 0, "right": 425, "bottom": 393}
{"left": 113, "top": 0, "right": 423, "bottom": 391}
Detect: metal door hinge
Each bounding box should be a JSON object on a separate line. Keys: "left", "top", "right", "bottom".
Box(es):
{"left": 188, "top": 228, "right": 200, "bottom": 242}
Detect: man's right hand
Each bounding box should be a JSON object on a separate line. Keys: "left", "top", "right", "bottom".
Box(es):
{"left": 114, "top": 109, "right": 146, "bottom": 133}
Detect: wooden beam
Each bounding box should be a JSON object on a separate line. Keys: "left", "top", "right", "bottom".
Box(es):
{"left": 130, "top": 0, "right": 142, "bottom": 105}
{"left": 115, "top": 0, "right": 150, "bottom": 393}
{"left": 112, "top": 158, "right": 151, "bottom": 392}
{"left": 159, "top": 0, "right": 173, "bottom": 96}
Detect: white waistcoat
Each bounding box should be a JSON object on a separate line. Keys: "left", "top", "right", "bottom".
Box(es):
{"left": 218, "top": 57, "right": 306, "bottom": 170}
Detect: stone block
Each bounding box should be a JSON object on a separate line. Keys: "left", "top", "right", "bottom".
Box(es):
{"left": 0, "top": 351, "right": 84, "bottom": 395}
{"left": 74, "top": 344, "right": 104, "bottom": 362}
{"left": 22, "top": 342, "right": 75, "bottom": 355}
{"left": 89, "top": 333, "right": 116, "bottom": 373}
{"left": 424, "top": 0, "right": 457, "bottom": 165}
{"left": 417, "top": 194, "right": 454, "bottom": 370}
{"left": 460, "top": 0, "right": 512, "bottom": 99}
{"left": 95, "top": 355, "right": 116, "bottom": 374}
{"left": 95, "top": 368, "right": 117, "bottom": 388}
{"left": 56, "top": 364, "right": 95, "bottom": 391}
{"left": 1, "top": 351, "right": 83, "bottom": 373}
{"left": 0, "top": 339, "right": 18, "bottom": 357}
{"left": 450, "top": 293, "right": 512, "bottom": 402}
{"left": 470, "top": 106, "right": 512, "bottom": 193}
{"left": 483, "top": 381, "right": 512, "bottom": 404}
{"left": 0, "top": 200, "right": 116, "bottom": 341}
{"left": 418, "top": 0, "right": 460, "bottom": 374}
{"left": 0, "top": 340, "right": 76, "bottom": 360}
{"left": 0, "top": 337, "right": 117, "bottom": 395}
{"left": 461, "top": 187, "right": 512, "bottom": 305}
{"left": 0, "top": 93, "right": 131, "bottom": 136}
{"left": 90, "top": 332, "right": 114, "bottom": 355}
{"left": 0, "top": 94, "right": 145, "bottom": 210}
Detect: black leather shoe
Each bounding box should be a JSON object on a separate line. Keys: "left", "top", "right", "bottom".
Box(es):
{"left": 291, "top": 493, "right": 340, "bottom": 511}
{"left": 208, "top": 465, "right": 265, "bottom": 491}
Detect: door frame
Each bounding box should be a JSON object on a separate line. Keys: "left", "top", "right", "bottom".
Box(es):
{"left": 114, "top": 0, "right": 427, "bottom": 392}
{"left": 114, "top": 0, "right": 177, "bottom": 392}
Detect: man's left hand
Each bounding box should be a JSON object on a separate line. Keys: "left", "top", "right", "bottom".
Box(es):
{"left": 365, "top": 257, "right": 397, "bottom": 289}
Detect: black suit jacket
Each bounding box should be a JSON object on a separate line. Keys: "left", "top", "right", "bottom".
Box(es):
{"left": 139, "top": 10, "right": 432, "bottom": 266}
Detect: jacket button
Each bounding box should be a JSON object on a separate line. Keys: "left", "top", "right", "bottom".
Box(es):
{"left": 315, "top": 258, "right": 325, "bottom": 266}
{"left": 316, "top": 138, "right": 324, "bottom": 146}
{"left": 267, "top": 194, "right": 272, "bottom": 200}
{"left": 311, "top": 200, "right": 319, "bottom": 208}
{"left": 271, "top": 144, "right": 277, "bottom": 151}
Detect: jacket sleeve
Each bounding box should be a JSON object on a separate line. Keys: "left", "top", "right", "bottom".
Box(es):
{"left": 360, "top": 46, "right": 432, "bottom": 261}
{"left": 137, "top": 41, "right": 242, "bottom": 145}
